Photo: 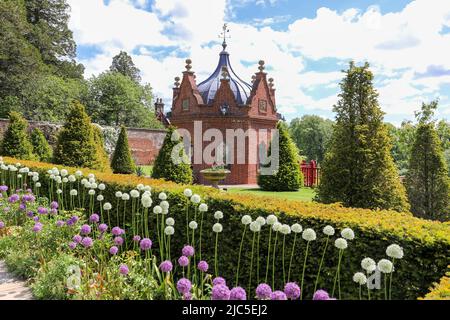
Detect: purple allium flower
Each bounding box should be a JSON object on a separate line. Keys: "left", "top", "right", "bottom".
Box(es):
{"left": 27, "top": 211, "right": 34, "bottom": 218}
{"left": 119, "top": 264, "right": 129, "bottom": 275}
{"left": 73, "top": 234, "right": 82, "bottom": 243}
{"left": 132, "top": 235, "right": 141, "bottom": 242}
{"left": 213, "top": 277, "right": 226, "bottom": 286}
{"left": 114, "top": 236, "right": 124, "bottom": 246}
{"left": 37, "top": 207, "right": 48, "bottom": 215}
{"left": 19, "top": 203, "right": 26, "bottom": 211}
{"left": 139, "top": 238, "right": 152, "bottom": 251}
{"left": 176, "top": 278, "right": 192, "bottom": 294}
{"left": 197, "top": 260, "right": 209, "bottom": 272}
{"left": 80, "top": 224, "right": 91, "bottom": 235}
{"left": 50, "top": 208, "right": 57, "bottom": 215}
{"left": 33, "top": 216, "right": 40, "bottom": 222}
{"left": 313, "top": 289, "right": 330, "bottom": 301}
{"left": 0, "top": 185, "right": 8, "bottom": 192}
{"left": 109, "top": 246, "right": 119, "bottom": 255}
{"left": 271, "top": 291, "right": 287, "bottom": 300}
{"left": 81, "top": 237, "right": 93, "bottom": 248}
{"left": 22, "top": 194, "right": 35, "bottom": 203}
{"left": 8, "top": 194, "right": 19, "bottom": 203}
{"left": 89, "top": 214, "right": 100, "bottom": 223}
{"left": 230, "top": 287, "right": 247, "bottom": 300}
{"left": 183, "top": 292, "right": 192, "bottom": 300}
{"left": 211, "top": 284, "right": 231, "bottom": 300}
{"left": 182, "top": 245, "right": 195, "bottom": 257}
{"left": 284, "top": 282, "right": 301, "bottom": 300}
{"left": 70, "top": 216, "right": 79, "bottom": 223}
{"left": 50, "top": 201, "right": 59, "bottom": 209}
{"left": 256, "top": 283, "right": 272, "bottom": 300}
{"left": 98, "top": 223, "right": 108, "bottom": 233}
{"left": 0, "top": 221, "right": 5, "bottom": 229}
{"left": 56, "top": 220, "right": 65, "bottom": 227}
{"left": 68, "top": 241, "right": 77, "bottom": 249}
{"left": 178, "top": 256, "right": 189, "bottom": 267}
{"left": 159, "top": 260, "right": 173, "bottom": 273}
{"left": 112, "top": 226, "right": 123, "bottom": 236}
{"left": 32, "top": 222, "right": 43, "bottom": 233}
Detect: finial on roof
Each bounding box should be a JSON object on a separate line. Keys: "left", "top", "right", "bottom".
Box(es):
{"left": 219, "top": 23, "right": 230, "bottom": 50}
{"left": 258, "top": 60, "right": 265, "bottom": 72}
{"left": 185, "top": 59, "right": 192, "bottom": 72}
{"left": 251, "top": 75, "right": 256, "bottom": 84}
{"left": 221, "top": 66, "right": 229, "bottom": 80}
{"left": 268, "top": 77, "right": 274, "bottom": 89}
{"left": 174, "top": 76, "right": 180, "bottom": 88}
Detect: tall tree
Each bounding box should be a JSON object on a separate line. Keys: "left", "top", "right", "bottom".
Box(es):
{"left": 317, "top": 62, "right": 410, "bottom": 212}
{"left": 1, "top": 111, "right": 35, "bottom": 160}
{"left": 289, "top": 115, "right": 334, "bottom": 163}
{"left": 405, "top": 101, "right": 449, "bottom": 221}
{"left": 110, "top": 51, "right": 141, "bottom": 83}
{"left": 111, "top": 126, "right": 136, "bottom": 174}
{"left": 387, "top": 121, "right": 416, "bottom": 176}
{"left": 30, "top": 127, "right": 52, "bottom": 162}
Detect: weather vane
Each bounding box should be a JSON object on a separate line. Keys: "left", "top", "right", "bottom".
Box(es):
{"left": 219, "top": 23, "right": 230, "bottom": 50}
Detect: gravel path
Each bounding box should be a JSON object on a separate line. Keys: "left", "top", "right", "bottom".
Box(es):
{"left": 0, "top": 261, "right": 33, "bottom": 300}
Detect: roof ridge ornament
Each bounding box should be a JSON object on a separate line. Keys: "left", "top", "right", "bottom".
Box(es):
{"left": 219, "top": 23, "right": 230, "bottom": 51}
{"left": 258, "top": 60, "right": 265, "bottom": 72}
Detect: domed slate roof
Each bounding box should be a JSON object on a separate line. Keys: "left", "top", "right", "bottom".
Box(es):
{"left": 197, "top": 48, "right": 252, "bottom": 105}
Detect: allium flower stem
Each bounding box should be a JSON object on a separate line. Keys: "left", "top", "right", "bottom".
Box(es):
{"left": 235, "top": 225, "right": 247, "bottom": 286}
{"left": 214, "top": 230, "right": 219, "bottom": 277}
{"left": 366, "top": 270, "right": 371, "bottom": 300}
{"left": 265, "top": 227, "right": 272, "bottom": 283}
{"left": 116, "top": 199, "right": 120, "bottom": 227}
{"left": 257, "top": 231, "right": 261, "bottom": 284}
{"left": 271, "top": 231, "right": 279, "bottom": 289}
{"left": 144, "top": 208, "right": 149, "bottom": 239}
{"left": 300, "top": 241, "right": 310, "bottom": 300}
{"left": 314, "top": 236, "right": 330, "bottom": 293}
{"left": 287, "top": 232, "right": 297, "bottom": 282}
{"left": 332, "top": 249, "right": 344, "bottom": 298}
{"left": 384, "top": 274, "right": 388, "bottom": 300}
{"left": 185, "top": 204, "right": 189, "bottom": 244}
{"left": 247, "top": 231, "right": 257, "bottom": 297}
{"left": 359, "top": 284, "right": 362, "bottom": 300}
{"left": 282, "top": 234, "right": 286, "bottom": 284}
{"left": 389, "top": 258, "right": 395, "bottom": 300}
{"left": 199, "top": 211, "right": 204, "bottom": 261}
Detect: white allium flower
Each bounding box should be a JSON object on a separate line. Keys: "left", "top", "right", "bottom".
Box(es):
{"left": 62, "top": 177, "right": 68, "bottom": 183}
{"left": 256, "top": 216, "right": 266, "bottom": 226}
{"left": 88, "top": 178, "right": 96, "bottom": 184}
{"left": 84, "top": 182, "right": 91, "bottom": 189}
{"left": 32, "top": 176, "right": 39, "bottom": 182}
{"left": 302, "top": 228, "right": 317, "bottom": 241}
{"left": 142, "top": 190, "right": 151, "bottom": 197}
{"left": 98, "top": 183, "right": 105, "bottom": 191}
{"left": 214, "top": 211, "right": 223, "bottom": 220}
{"left": 323, "top": 225, "right": 335, "bottom": 236}
{"left": 50, "top": 174, "right": 55, "bottom": 180}
{"left": 143, "top": 185, "right": 151, "bottom": 192}
{"left": 213, "top": 223, "right": 223, "bottom": 233}
{"left": 130, "top": 190, "right": 140, "bottom": 198}
{"left": 97, "top": 195, "right": 104, "bottom": 201}
{"left": 70, "top": 189, "right": 78, "bottom": 196}
{"left": 52, "top": 168, "right": 59, "bottom": 175}
{"left": 115, "top": 191, "right": 123, "bottom": 198}
{"left": 35, "top": 182, "right": 41, "bottom": 188}
{"left": 198, "top": 203, "right": 208, "bottom": 212}
{"left": 377, "top": 259, "right": 394, "bottom": 274}
{"left": 137, "top": 183, "right": 144, "bottom": 190}
{"left": 386, "top": 244, "right": 404, "bottom": 259}
{"left": 81, "top": 178, "right": 88, "bottom": 185}
{"left": 166, "top": 217, "right": 175, "bottom": 226}
{"left": 184, "top": 188, "right": 193, "bottom": 197}
{"left": 361, "top": 258, "right": 376, "bottom": 273}
{"left": 334, "top": 238, "right": 348, "bottom": 250}
{"left": 103, "top": 202, "right": 112, "bottom": 210}
{"left": 164, "top": 226, "right": 175, "bottom": 236}
{"left": 60, "top": 169, "right": 68, "bottom": 177}
{"left": 56, "top": 189, "right": 63, "bottom": 194}
{"left": 68, "top": 175, "right": 76, "bottom": 182}
{"left": 55, "top": 176, "right": 62, "bottom": 184}
{"left": 153, "top": 205, "right": 162, "bottom": 214}
{"left": 291, "top": 223, "right": 303, "bottom": 233}
{"left": 160, "top": 200, "right": 169, "bottom": 210}
{"left": 353, "top": 272, "right": 367, "bottom": 285}
{"left": 90, "top": 183, "right": 98, "bottom": 189}
{"left": 272, "top": 222, "right": 282, "bottom": 232}
{"left": 266, "top": 214, "right": 278, "bottom": 225}
{"left": 191, "top": 194, "right": 201, "bottom": 204}
{"left": 122, "top": 193, "right": 130, "bottom": 201}
{"left": 75, "top": 170, "right": 82, "bottom": 177}
{"left": 162, "top": 208, "right": 169, "bottom": 215}
{"left": 158, "top": 192, "right": 167, "bottom": 200}
{"left": 17, "top": 174, "right": 22, "bottom": 179}
{"left": 241, "top": 215, "right": 252, "bottom": 225}
{"left": 250, "top": 221, "right": 261, "bottom": 232}
{"left": 189, "top": 221, "right": 198, "bottom": 230}
{"left": 88, "top": 189, "right": 95, "bottom": 196}
{"left": 280, "top": 224, "right": 291, "bottom": 235}
{"left": 341, "top": 228, "right": 355, "bottom": 240}
{"left": 88, "top": 173, "right": 95, "bottom": 179}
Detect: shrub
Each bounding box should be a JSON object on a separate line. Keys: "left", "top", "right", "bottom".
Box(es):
{"left": 152, "top": 126, "right": 192, "bottom": 184}
{"left": 258, "top": 121, "right": 303, "bottom": 191}
{"left": 1, "top": 112, "right": 35, "bottom": 160}
{"left": 53, "top": 101, "right": 102, "bottom": 170}
{"left": 111, "top": 125, "right": 135, "bottom": 174}
{"left": 419, "top": 266, "right": 450, "bottom": 300}
{"left": 30, "top": 128, "right": 52, "bottom": 162}
{"left": 92, "top": 125, "right": 111, "bottom": 173}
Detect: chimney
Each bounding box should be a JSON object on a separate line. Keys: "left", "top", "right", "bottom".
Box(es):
{"left": 154, "top": 98, "right": 164, "bottom": 117}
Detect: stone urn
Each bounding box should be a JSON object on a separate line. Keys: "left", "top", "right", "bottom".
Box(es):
{"left": 200, "top": 168, "right": 231, "bottom": 189}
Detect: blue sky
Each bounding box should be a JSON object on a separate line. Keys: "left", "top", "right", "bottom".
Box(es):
{"left": 69, "top": 0, "right": 450, "bottom": 125}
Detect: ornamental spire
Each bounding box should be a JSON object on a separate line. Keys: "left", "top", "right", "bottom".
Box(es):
{"left": 219, "top": 23, "right": 230, "bottom": 50}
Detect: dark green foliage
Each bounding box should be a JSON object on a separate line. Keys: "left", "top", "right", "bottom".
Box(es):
{"left": 258, "top": 122, "right": 303, "bottom": 191}
{"left": 1, "top": 112, "right": 35, "bottom": 160}
{"left": 30, "top": 128, "right": 52, "bottom": 162}
{"left": 289, "top": 115, "right": 334, "bottom": 163}
{"left": 92, "top": 125, "right": 111, "bottom": 173}
{"left": 53, "top": 101, "right": 101, "bottom": 170}
{"left": 317, "top": 62, "right": 410, "bottom": 212}
{"left": 110, "top": 51, "right": 141, "bottom": 83}
{"left": 152, "top": 126, "right": 192, "bottom": 184}
{"left": 387, "top": 121, "right": 416, "bottom": 176}
{"left": 111, "top": 126, "right": 135, "bottom": 174}
{"left": 405, "top": 101, "right": 450, "bottom": 221}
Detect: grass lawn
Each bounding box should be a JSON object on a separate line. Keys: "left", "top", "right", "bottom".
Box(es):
{"left": 138, "top": 165, "right": 153, "bottom": 176}
{"left": 226, "top": 187, "right": 317, "bottom": 202}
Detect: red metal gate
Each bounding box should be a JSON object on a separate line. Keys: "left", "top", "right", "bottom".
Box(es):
{"left": 300, "top": 160, "right": 320, "bottom": 187}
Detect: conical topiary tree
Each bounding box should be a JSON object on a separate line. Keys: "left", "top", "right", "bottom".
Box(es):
{"left": 405, "top": 101, "right": 450, "bottom": 221}
{"left": 1, "top": 112, "right": 35, "bottom": 160}
{"left": 53, "top": 101, "right": 100, "bottom": 170}
{"left": 92, "top": 125, "right": 111, "bottom": 173}
{"left": 152, "top": 126, "right": 192, "bottom": 184}
{"left": 111, "top": 125, "right": 135, "bottom": 174}
{"left": 30, "top": 127, "right": 52, "bottom": 162}
{"left": 258, "top": 121, "right": 303, "bottom": 191}
{"left": 317, "top": 62, "right": 410, "bottom": 212}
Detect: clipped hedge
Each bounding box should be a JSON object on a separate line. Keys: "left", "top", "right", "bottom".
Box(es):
{"left": 2, "top": 156, "right": 450, "bottom": 300}
{"left": 419, "top": 266, "right": 450, "bottom": 300}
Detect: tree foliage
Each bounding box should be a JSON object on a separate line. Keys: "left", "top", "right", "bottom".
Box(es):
{"left": 110, "top": 51, "right": 141, "bottom": 83}
{"left": 258, "top": 121, "right": 303, "bottom": 191}
{"left": 1, "top": 111, "right": 35, "bottom": 160}
{"left": 387, "top": 121, "right": 416, "bottom": 176}
{"left": 92, "top": 125, "right": 111, "bottom": 173}
{"left": 110, "top": 126, "right": 135, "bottom": 174}
{"left": 30, "top": 127, "right": 52, "bottom": 162}
{"left": 317, "top": 62, "right": 410, "bottom": 212}
{"left": 405, "top": 101, "right": 449, "bottom": 221}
